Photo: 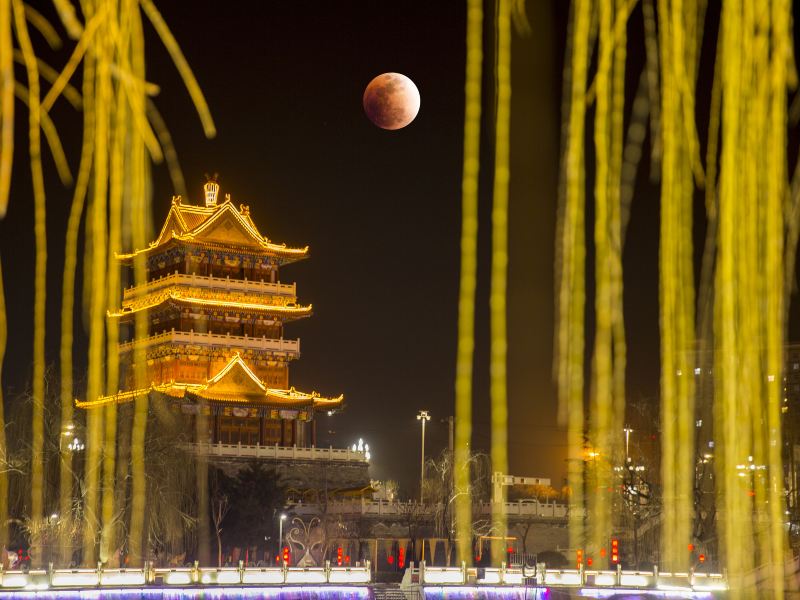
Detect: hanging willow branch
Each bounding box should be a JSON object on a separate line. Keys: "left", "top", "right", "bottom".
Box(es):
{"left": 454, "top": 0, "right": 483, "bottom": 567}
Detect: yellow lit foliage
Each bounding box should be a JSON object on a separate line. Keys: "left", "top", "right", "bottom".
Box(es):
{"left": 11, "top": 0, "right": 47, "bottom": 563}
{"left": 0, "top": 262, "right": 8, "bottom": 552}
{"left": 715, "top": 0, "right": 792, "bottom": 593}
{"left": 58, "top": 49, "right": 93, "bottom": 564}
{"left": 0, "top": 0, "right": 214, "bottom": 566}
{"left": 556, "top": 0, "right": 797, "bottom": 592}
{"left": 454, "top": 0, "right": 483, "bottom": 566}
{"left": 489, "top": 0, "right": 511, "bottom": 566}
{"left": 556, "top": 0, "right": 591, "bottom": 553}
{"left": 656, "top": 0, "right": 698, "bottom": 570}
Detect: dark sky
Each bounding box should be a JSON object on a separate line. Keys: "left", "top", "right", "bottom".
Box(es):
{"left": 0, "top": 0, "right": 683, "bottom": 492}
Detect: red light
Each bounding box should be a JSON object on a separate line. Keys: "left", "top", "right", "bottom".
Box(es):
{"left": 345, "top": 555, "right": 351, "bottom": 564}
{"left": 283, "top": 546, "right": 290, "bottom": 566}
{"left": 688, "top": 544, "right": 694, "bottom": 552}
{"left": 611, "top": 539, "right": 619, "bottom": 564}
{"left": 576, "top": 549, "right": 583, "bottom": 567}
{"left": 600, "top": 548, "right": 607, "bottom": 558}
{"left": 337, "top": 546, "right": 343, "bottom": 566}
{"left": 398, "top": 546, "right": 406, "bottom": 569}
{"left": 587, "top": 557, "right": 593, "bottom": 567}
{"left": 507, "top": 547, "right": 514, "bottom": 554}
{"left": 699, "top": 554, "right": 706, "bottom": 564}
{"left": 388, "top": 555, "right": 394, "bottom": 564}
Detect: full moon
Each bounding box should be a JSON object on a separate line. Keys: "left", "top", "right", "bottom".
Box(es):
{"left": 362, "top": 73, "right": 420, "bottom": 130}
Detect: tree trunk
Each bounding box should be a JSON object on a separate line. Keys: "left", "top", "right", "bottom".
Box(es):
{"left": 196, "top": 408, "right": 210, "bottom": 565}
{"left": 128, "top": 394, "right": 148, "bottom": 567}
{"left": 113, "top": 406, "right": 133, "bottom": 566}
{"left": 99, "top": 403, "right": 118, "bottom": 563}
{"left": 217, "top": 530, "right": 223, "bottom": 567}
{"left": 82, "top": 408, "right": 103, "bottom": 565}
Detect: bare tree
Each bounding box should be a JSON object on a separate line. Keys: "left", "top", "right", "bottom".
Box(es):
{"left": 209, "top": 470, "right": 231, "bottom": 567}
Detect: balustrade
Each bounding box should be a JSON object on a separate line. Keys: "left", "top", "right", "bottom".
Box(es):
{"left": 119, "top": 329, "right": 300, "bottom": 355}
{"left": 124, "top": 271, "right": 296, "bottom": 300}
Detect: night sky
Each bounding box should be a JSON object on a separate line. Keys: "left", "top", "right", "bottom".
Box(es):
{"left": 1, "top": 0, "right": 711, "bottom": 493}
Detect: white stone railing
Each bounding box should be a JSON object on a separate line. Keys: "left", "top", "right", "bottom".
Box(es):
{"left": 192, "top": 443, "right": 369, "bottom": 464}
{"left": 291, "top": 499, "right": 421, "bottom": 517}
{"left": 290, "top": 499, "right": 573, "bottom": 519}
{"left": 478, "top": 499, "right": 570, "bottom": 518}
{"left": 118, "top": 329, "right": 300, "bottom": 356}
{"left": 123, "top": 272, "right": 296, "bottom": 300}
{"left": 0, "top": 564, "right": 371, "bottom": 589}
{"left": 403, "top": 562, "right": 726, "bottom": 591}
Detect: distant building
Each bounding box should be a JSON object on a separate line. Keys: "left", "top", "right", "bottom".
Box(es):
{"left": 783, "top": 345, "right": 800, "bottom": 530}
{"left": 78, "top": 179, "right": 367, "bottom": 485}
{"left": 691, "top": 343, "right": 800, "bottom": 554}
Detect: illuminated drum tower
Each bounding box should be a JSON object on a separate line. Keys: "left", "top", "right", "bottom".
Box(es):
{"left": 78, "top": 179, "right": 351, "bottom": 461}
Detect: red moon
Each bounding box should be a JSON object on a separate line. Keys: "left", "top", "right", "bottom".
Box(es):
{"left": 362, "top": 73, "right": 420, "bottom": 130}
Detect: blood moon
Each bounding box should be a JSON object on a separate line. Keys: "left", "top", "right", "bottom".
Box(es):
{"left": 362, "top": 73, "right": 420, "bottom": 130}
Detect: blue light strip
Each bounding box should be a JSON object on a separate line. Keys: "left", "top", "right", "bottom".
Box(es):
{"left": 0, "top": 586, "right": 372, "bottom": 600}
{"left": 577, "top": 588, "right": 714, "bottom": 599}
{"left": 421, "top": 585, "right": 719, "bottom": 600}
{"left": 423, "top": 586, "right": 551, "bottom": 600}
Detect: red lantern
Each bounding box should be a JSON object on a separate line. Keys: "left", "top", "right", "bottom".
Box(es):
{"left": 283, "top": 546, "right": 290, "bottom": 566}
{"left": 611, "top": 539, "right": 619, "bottom": 565}
{"left": 576, "top": 549, "right": 583, "bottom": 568}
{"left": 398, "top": 546, "right": 406, "bottom": 569}
{"left": 336, "top": 546, "right": 343, "bottom": 566}
{"left": 699, "top": 554, "right": 706, "bottom": 564}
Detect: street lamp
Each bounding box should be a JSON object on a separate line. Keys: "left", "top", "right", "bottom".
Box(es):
{"left": 278, "top": 513, "right": 287, "bottom": 562}
{"left": 623, "top": 427, "right": 633, "bottom": 460}
{"left": 417, "top": 410, "right": 430, "bottom": 503}
{"left": 351, "top": 438, "right": 371, "bottom": 461}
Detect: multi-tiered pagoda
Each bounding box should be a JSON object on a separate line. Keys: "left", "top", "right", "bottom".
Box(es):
{"left": 78, "top": 179, "right": 343, "bottom": 451}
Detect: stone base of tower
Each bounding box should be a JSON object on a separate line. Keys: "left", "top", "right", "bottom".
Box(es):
{"left": 194, "top": 444, "right": 371, "bottom": 492}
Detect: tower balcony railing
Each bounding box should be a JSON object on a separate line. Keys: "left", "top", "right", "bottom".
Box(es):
{"left": 119, "top": 328, "right": 300, "bottom": 356}
{"left": 123, "top": 272, "right": 296, "bottom": 300}
{"left": 190, "top": 442, "right": 369, "bottom": 463}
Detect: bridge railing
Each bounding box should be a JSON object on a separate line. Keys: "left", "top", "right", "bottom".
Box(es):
{"left": 0, "top": 563, "right": 371, "bottom": 590}
{"left": 402, "top": 561, "right": 727, "bottom": 592}
{"left": 290, "top": 499, "right": 573, "bottom": 518}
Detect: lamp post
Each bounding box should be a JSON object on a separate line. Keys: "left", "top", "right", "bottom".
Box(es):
{"left": 623, "top": 426, "right": 633, "bottom": 460}
{"left": 278, "top": 513, "right": 287, "bottom": 562}
{"left": 417, "top": 410, "right": 430, "bottom": 503}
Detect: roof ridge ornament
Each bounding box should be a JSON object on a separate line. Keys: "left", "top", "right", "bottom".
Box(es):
{"left": 204, "top": 173, "right": 220, "bottom": 207}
